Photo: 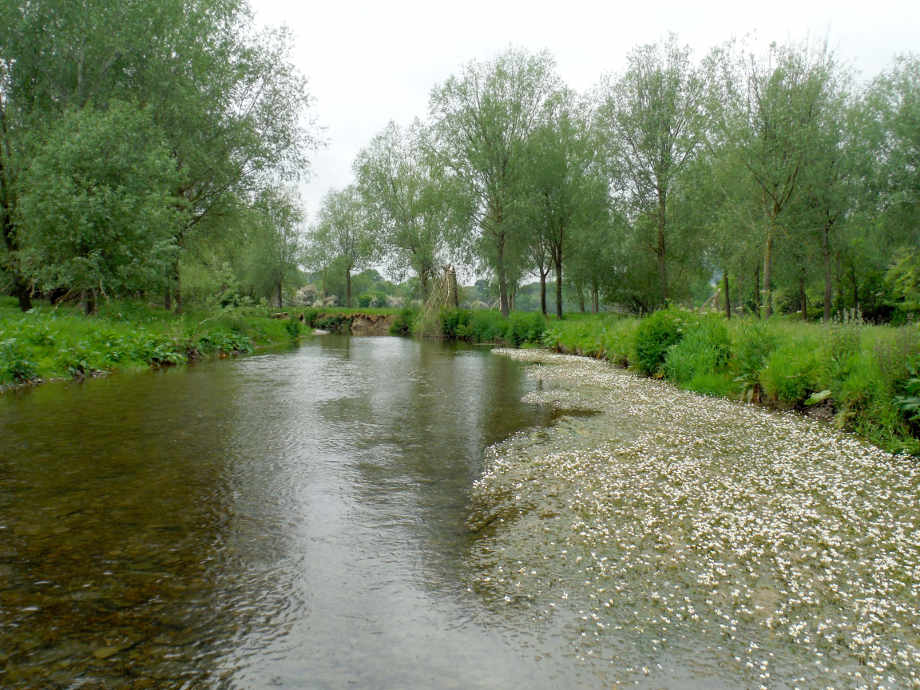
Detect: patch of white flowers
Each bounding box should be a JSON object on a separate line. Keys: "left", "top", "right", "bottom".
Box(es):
{"left": 469, "top": 350, "right": 920, "bottom": 687}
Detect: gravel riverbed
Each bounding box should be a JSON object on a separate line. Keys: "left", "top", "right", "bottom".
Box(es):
{"left": 467, "top": 349, "right": 920, "bottom": 688}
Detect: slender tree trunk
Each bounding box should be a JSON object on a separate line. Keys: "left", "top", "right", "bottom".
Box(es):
{"left": 822, "top": 224, "right": 832, "bottom": 322}
{"left": 554, "top": 255, "right": 563, "bottom": 319}
{"left": 420, "top": 270, "right": 430, "bottom": 302}
{"left": 754, "top": 263, "right": 761, "bottom": 318}
{"left": 275, "top": 279, "right": 283, "bottom": 309}
{"left": 345, "top": 268, "right": 352, "bottom": 308}
{"left": 164, "top": 286, "right": 172, "bottom": 311}
{"left": 497, "top": 245, "right": 509, "bottom": 317}
{"left": 592, "top": 285, "right": 599, "bottom": 313}
{"left": 577, "top": 286, "right": 586, "bottom": 313}
{"left": 799, "top": 274, "right": 807, "bottom": 321}
{"left": 849, "top": 262, "right": 858, "bottom": 313}
{"left": 762, "top": 224, "right": 774, "bottom": 317}
{"left": 175, "top": 267, "right": 183, "bottom": 314}
{"left": 723, "top": 272, "right": 731, "bottom": 320}
{"left": 81, "top": 289, "right": 96, "bottom": 315}
{"left": 657, "top": 189, "right": 668, "bottom": 306}
{"left": 539, "top": 270, "right": 547, "bottom": 316}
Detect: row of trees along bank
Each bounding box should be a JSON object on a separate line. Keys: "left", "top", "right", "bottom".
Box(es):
{"left": 0, "top": 0, "right": 316, "bottom": 314}
{"left": 308, "top": 38, "right": 919, "bottom": 323}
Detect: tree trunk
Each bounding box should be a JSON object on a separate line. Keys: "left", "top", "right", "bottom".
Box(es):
{"left": 497, "top": 248, "right": 509, "bottom": 317}
{"left": 275, "top": 279, "right": 283, "bottom": 309}
{"left": 81, "top": 289, "right": 96, "bottom": 315}
{"left": 753, "top": 263, "right": 761, "bottom": 318}
{"left": 657, "top": 189, "right": 668, "bottom": 306}
{"left": 345, "top": 268, "right": 352, "bottom": 308}
{"left": 554, "top": 254, "right": 563, "bottom": 319}
{"left": 539, "top": 270, "right": 547, "bottom": 316}
{"left": 762, "top": 225, "right": 774, "bottom": 317}
{"left": 723, "top": 272, "right": 731, "bottom": 320}
{"left": 577, "top": 287, "right": 586, "bottom": 313}
{"left": 592, "top": 285, "right": 599, "bottom": 313}
{"left": 799, "top": 274, "right": 807, "bottom": 321}
{"left": 175, "top": 267, "right": 183, "bottom": 314}
{"left": 850, "top": 262, "right": 858, "bottom": 313}
{"left": 822, "top": 224, "right": 832, "bottom": 322}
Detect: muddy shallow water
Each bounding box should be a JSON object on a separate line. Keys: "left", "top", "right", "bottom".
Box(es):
{"left": 469, "top": 349, "right": 920, "bottom": 688}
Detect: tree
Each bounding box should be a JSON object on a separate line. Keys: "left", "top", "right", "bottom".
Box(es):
{"left": 17, "top": 101, "right": 182, "bottom": 313}
{"left": 599, "top": 35, "right": 708, "bottom": 308}
{"left": 240, "top": 187, "right": 306, "bottom": 308}
{"left": 0, "top": 0, "right": 316, "bottom": 311}
{"left": 515, "top": 92, "right": 609, "bottom": 318}
{"left": 354, "top": 120, "right": 469, "bottom": 301}
{"left": 708, "top": 41, "right": 836, "bottom": 316}
{"left": 310, "top": 186, "right": 379, "bottom": 308}
{"left": 429, "top": 48, "right": 561, "bottom": 316}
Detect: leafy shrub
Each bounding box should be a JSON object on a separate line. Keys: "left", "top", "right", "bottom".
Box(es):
{"left": 506, "top": 311, "right": 546, "bottom": 347}
{"left": 390, "top": 307, "right": 417, "bottom": 336}
{"left": 634, "top": 308, "right": 694, "bottom": 376}
{"left": 0, "top": 338, "right": 38, "bottom": 383}
{"left": 663, "top": 315, "right": 730, "bottom": 386}
{"left": 731, "top": 321, "right": 778, "bottom": 401}
{"left": 759, "top": 340, "right": 819, "bottom": 407}
{"left": 284, "top": 318, "right": 301, "bottom": 340}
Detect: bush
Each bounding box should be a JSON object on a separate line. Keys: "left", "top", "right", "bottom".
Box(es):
{"left": 663, "top": 315, "right": 730, "bottom": 386}
{"left": 759, "top": 339, "right": 819, "bottom": 407}
{"left": 506, "top": 311, "right": 546, "bottom": 347}
{"left": 284, "top": 318, "right": 301, "bottom": 340}
{"left": 0, "top": 338, "right": 38, "bottom": 384}
{"left": 634, "top": 308, "right": 695, "bottom": 376}
{"left": 731, "top": 321, "right": 778, "bottom": 401}
{"left": 390, "top": 307, "right": 417, "bottom": 336}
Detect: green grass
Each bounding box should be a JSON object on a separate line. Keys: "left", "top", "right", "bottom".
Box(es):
{"left": 543, "top": 309, "right": 920, "bottom": 454}
{"left": 0, "top": 297, "right": 305, "bottom": 387}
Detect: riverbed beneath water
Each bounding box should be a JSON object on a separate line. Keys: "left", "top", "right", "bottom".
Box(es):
{"left": 1, "top": 339, "right": 917, "bottom": 687}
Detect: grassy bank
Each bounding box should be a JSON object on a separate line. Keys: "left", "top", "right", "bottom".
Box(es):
{"left": 0, "top": 297, "right": 306, "bottom": 388}
{"left": 542, "top": 309, "right": 920, "bottom": 455}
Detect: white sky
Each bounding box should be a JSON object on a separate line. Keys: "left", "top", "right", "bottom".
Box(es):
{"left": 250, "top": 0, "right": 919, "bottom": 221}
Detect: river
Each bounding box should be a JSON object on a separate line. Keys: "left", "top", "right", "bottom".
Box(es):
{"left": 1, "top": 336, "right": 573, "bottom": 688}
{"left": 1, "top": 337, "right": 917, "bottom": 688}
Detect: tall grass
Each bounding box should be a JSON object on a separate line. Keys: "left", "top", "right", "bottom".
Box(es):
{"left": 543, "top": 309, "right": 920, "bottom": 454}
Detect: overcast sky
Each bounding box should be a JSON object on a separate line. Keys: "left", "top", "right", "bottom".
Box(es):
{"left": 249, "top": 0, "right": 919, "bottom": 221}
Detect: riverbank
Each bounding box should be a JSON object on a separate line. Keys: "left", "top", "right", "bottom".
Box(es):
{"left": 542, "top": 310, "right": 920, "bottom": 455}
{"left": 0, "top": 298, "right": 306, "bottom": 390}
{"left": 470, "top": 349, "right": 920, "bottom": 687}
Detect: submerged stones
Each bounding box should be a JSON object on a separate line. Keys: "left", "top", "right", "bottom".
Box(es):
{"left": 469, "top": 349, "right": 920, "bottom": 688}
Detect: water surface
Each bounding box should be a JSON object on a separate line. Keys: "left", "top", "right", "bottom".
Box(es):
{"left": 0, "top": 336, "right": 570, "bottom": 688}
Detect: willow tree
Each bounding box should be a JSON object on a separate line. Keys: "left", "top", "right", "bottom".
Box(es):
{"left": 429, "top": 48, "right": 560, "bottom": 316}
{"left": 310, "top": 186, "right": 379, "bottom": 308}
{"left": 354, "top": 120, "right": 469, "bottom": 301}
{"left": 599, "top": 35, "right": 708, "bottom": 308}
{"left": 514, "top": 92, "right": 608, "bottom": 318}
{"left": 0, "top": 0, "right": 315, "bottom": 311}
{"left": 708, "top": 41, "right": 836, "bottom": 316}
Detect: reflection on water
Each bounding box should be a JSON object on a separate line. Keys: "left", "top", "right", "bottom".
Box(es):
{"left": 0, "top": 336, "right": 579, "bottom": 687}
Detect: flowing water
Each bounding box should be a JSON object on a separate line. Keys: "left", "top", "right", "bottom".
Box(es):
{"left": 0, "top": 336, "right": 572, "bottom": 688}
{"left": 2, "top": 338, "right": 918, "bottom": 688}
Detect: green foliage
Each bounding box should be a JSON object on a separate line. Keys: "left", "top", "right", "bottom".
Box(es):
{"left": 634, "top": 308, "right": 694, "bottom": 376}
{"left": 731, "top": 321, "right": 778, "bottom": 400}
{"left": 664, "top": 315, "right": 730, "bottom": 386}
{"left": 759, "top": 339, "right": 820, "bottom": 407}
{"left": 390, "top": 307, "right": 417, "bottom": 336}
{"left": 284, "top": 318, "right": 301, "bottom": 340}
{"left": 435, "top": 308, "right": 546, "bottom": 346}
{"left": 0, "top": 339, "right": 38, "bottom": 384}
